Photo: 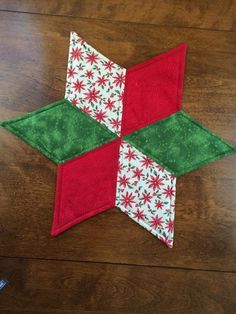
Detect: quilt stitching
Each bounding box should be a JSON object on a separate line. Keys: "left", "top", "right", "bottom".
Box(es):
{"left": 1, "top": 32, "right": 235, "bottom": 248}
{"left": 124, "top": 111, "right": 236, "bottom": 176}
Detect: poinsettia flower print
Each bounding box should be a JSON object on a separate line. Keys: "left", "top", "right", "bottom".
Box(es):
{"left": 65, "top": 31, "right": 126, "bottom": 136}
{"left": 116, "top": 141, "right": 176, "bottom": 248}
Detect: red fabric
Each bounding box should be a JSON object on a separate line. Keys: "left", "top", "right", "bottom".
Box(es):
{"left": 121, "top": 43, "right": 187, "bottom": 136}
{"left": 51, "top": 139, "right": 120, "bottom": 236}
{"left": 51, "top": 42, "right": 187, "bottom": 238}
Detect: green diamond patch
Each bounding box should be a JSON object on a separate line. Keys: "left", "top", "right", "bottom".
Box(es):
{"left": 124, "top": 111, "right": 236, "bottom": 176}
{"left": 1, "top": 99, "right": 117, "bottom": 164}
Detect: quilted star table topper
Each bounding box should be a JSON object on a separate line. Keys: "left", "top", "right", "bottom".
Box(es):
{"left": 1, "top": 32, "right": 235, "bottom": 248}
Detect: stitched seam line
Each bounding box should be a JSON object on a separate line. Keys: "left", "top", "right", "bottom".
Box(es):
{"left": 124, "top": 111, "right": 236, "bottom": 176}
{"left": 180, "top": 111, "right": 236, "bottom": 150}
{"left": 121, "top": 45, "right": 186, "bottom": 136}
{"left": 113, "top": 138, "right": 122, "bottom": 206}
{"left": 117, "top": 140, "right": 176, "bottom": 247}
{"left": 3, "top": 99, "right": 118, "bottom": 164}
{"left": 5, "top": 123, "right": 118, "bottom": 164}
{"left": 59, "top": 138, "right": 119, "bottom": 166}
{"left": 1, "top": 99, "right": 67, "bottom": 163}
{"left": 54, "top": 203, "right": 112, "bottom": 235}
{"left": 1, "top": 100, "right": 65, "bottom": 126}
{"left": 123, "top": 108, "right": 179, "bottom": 136}
{"left": 115, "top": 140, "right": 124, "bottom": 207}
{"left": 119, "top": 209, "right": 172, "bottom": 247}
{"left": 126, "top": 137, "right": 235, "bottom": 176}
{"left": 66, "top": 31, "right": 125, "bottom": 137}
{"left": 54, "top": 139, "right": 121, "bottom": 233}
{"left": 128, "top": 43, "right": 186, "bottom": 73}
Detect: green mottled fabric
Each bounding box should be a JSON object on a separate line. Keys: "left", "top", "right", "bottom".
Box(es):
{"left": 124, "top": 111, "right": 236, "bottom": 176}
{"left": 1, "top": 99, "right": 117, "bottom": 164}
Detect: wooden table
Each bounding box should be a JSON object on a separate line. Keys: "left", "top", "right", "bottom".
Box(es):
{"left": 0, "top": 1, "right": 236, "bottom": 313}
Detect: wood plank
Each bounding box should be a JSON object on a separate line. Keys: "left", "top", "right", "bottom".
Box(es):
{"left": 0, "top": 11, "right": 236, "bottom": 271}
{"left": 0, "top": 159, "right": 236, "bottom": 271}
{"left": 0, "top": 0, "right": 236, "bottom": 31}
{"left": 0, "top": 257, "right": 236, "bottom": 314}
{"left": 0, "top": 12, "right": 236, "bottom": 135}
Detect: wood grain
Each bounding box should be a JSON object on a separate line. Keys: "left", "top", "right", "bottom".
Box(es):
{"left": 0, "top": 3, "right": 236, "bottom": 312}
{"left": 0, "top": 257, "right": 236, "bottom": 314}
{"left": 0, "top": 159, "right": 236, "bottom": 271}
{"left": 0, "top": 11, "right": 236, "bottom": 136}
{"left": 0, "top": 11, "right": 236, "bottom": 272}
{"left": 0, "top": 0, "right": 236, "bottom": 31}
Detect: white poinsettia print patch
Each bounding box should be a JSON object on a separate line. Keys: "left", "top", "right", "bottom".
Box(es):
{"left": 65, "top": 31, "right": 126, "bottom": 136}
{"left": 116, "top": 140, "right": 177, "bottom": 248}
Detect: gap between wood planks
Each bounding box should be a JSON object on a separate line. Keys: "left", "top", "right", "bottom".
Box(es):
{"left": 0, "top": 8, "right": 236, "bottom": 34}
{"left": 0, "top": 255, "right": 235, "bottom": 274}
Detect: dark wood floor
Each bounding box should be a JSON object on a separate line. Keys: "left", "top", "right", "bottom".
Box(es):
{"left": 0, "top": 1, "right": 236, "bottom": 313}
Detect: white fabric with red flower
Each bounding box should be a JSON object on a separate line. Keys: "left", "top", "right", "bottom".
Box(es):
{"left": 65, "top": 31, "right": 126, "bottom": 136}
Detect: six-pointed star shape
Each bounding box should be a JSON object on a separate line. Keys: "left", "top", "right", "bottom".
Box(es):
{"left": 1, "top": 31, "right": 235, "bottom": 247}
